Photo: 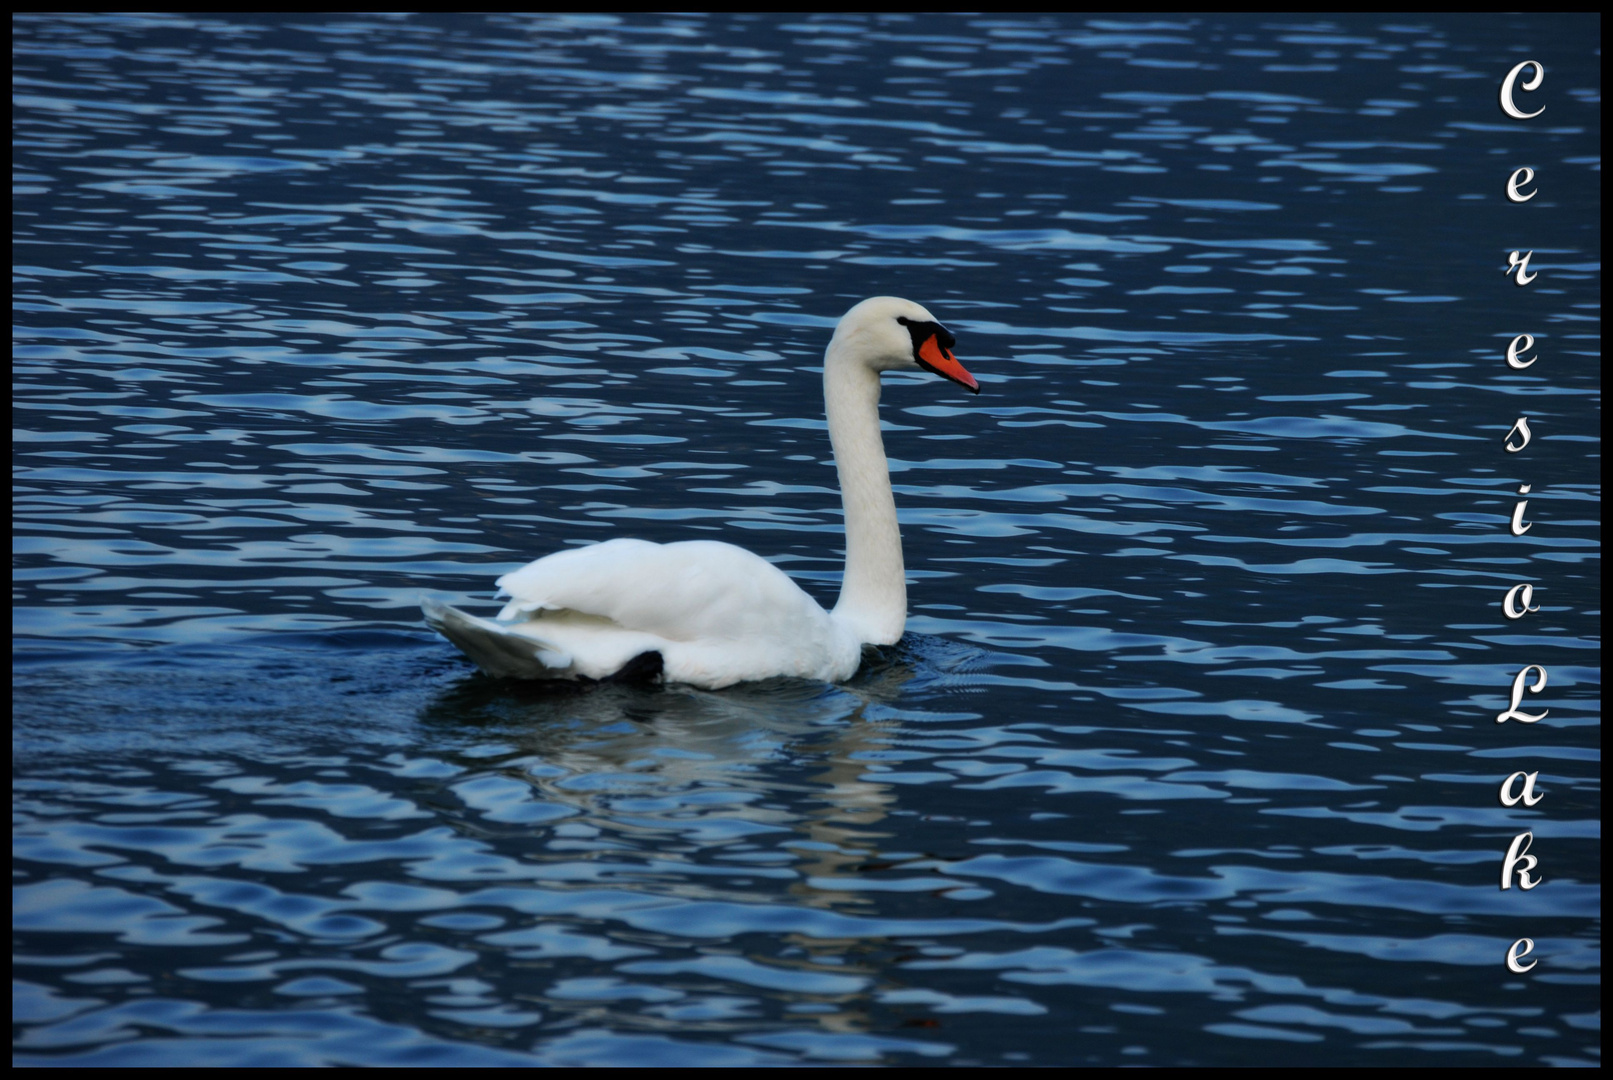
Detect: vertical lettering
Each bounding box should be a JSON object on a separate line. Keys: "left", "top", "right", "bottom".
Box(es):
{"left": 1493, "top": 55, "right": 1549, "bottom": 976}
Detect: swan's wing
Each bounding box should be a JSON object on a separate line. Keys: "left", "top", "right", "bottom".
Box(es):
{"left": 429, "top": 540, "right": 858, "bottom": 686}
{"left": 494, "top": 538, "right": 827, "bottom": 643}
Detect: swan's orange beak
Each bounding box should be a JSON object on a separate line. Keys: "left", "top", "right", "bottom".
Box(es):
{"left": 916, "top": 334, "right": 979, "bottom": 394}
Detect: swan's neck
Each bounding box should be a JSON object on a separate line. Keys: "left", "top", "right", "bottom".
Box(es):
{"left": 824, "top": 352, "right": 905, "bottom": 645}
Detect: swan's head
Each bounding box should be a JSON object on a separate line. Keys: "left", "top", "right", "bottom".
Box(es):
{"left": 829, "top": 296, "right": 978, "bottom": 394}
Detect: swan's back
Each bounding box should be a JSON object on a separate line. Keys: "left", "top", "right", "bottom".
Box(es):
{"left": 473, "top": 538, "right": 860, "bottom": 687}
{"left": 496, "top": 539, "right": 819, "bottom": 640}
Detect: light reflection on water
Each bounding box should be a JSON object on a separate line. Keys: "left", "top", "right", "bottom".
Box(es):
{"left": 13, "top": 12, "right": 1601, "bottom": 1067}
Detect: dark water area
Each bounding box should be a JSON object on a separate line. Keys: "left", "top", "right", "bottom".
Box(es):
{"left": 13, "top": 13, "right": 1600, "bottom": 1066}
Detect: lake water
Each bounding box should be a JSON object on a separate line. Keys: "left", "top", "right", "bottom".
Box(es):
{"left": 13, "top": 13, "right": 1601, "bottom": 1067}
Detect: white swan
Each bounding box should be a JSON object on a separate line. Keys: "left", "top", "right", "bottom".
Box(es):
{"left": 422, "top": 296, "right": 978, "bottom": 688}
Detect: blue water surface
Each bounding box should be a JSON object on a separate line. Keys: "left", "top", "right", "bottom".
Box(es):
{"left": 13, "top": 13, "right": 1601, "bottom": 1067}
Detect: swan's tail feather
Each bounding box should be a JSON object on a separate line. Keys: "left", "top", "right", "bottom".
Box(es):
{"left": 421, "top": 597, "right": 575, "bottom": 680}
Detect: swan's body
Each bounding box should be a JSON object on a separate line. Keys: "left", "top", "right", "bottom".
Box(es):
{"left": 423, "top": 296, "right": 977, "bottom": 688}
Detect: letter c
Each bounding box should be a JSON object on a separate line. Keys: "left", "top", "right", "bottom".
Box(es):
{"left": 1500, "top": 61, "right": 1545, "bottom": 119}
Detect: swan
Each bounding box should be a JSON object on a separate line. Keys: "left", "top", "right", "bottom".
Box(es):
{"left": 421, "top": 296, "right": 978, "bottom": 689}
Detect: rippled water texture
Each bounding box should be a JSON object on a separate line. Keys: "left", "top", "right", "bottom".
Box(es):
{"left": 13, "top": 13, "right": 1601, "bottom": 1067}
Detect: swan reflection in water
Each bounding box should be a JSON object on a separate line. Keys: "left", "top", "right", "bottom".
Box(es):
{"left": 418, "top": 635, "right": 984, "bottom": 870}
{"left": 417, "top": 632, "right": 990, "bottom": 888}
{"left": 413, "top": 633, "right": 994, "bottom": 1030}
{"left": 423, "top": 297, "right": 979, "bottom": 689}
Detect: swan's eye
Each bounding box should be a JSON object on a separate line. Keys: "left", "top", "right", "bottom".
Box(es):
{"left": 899, "top": 316, "right": 976, "bottom": 393}
{"left": 896, "top": 316, "right": 955, "bottom": 358}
